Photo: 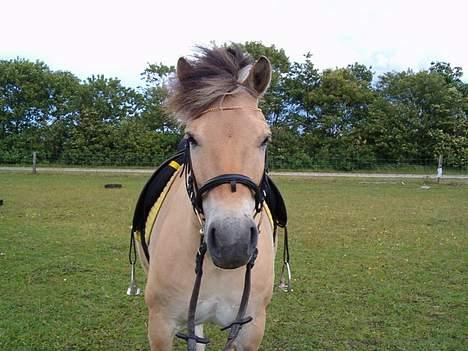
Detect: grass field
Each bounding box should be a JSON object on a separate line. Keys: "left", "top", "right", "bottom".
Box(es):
{"left": 0, "top": 173, "right": 466, "bottom": 350}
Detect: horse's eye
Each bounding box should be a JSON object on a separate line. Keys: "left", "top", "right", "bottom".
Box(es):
{"left": 186, "top": 135, "right": 198, "bottom": 147}
{"left": 260, "top": 136, "right": 271, "bottom": 148}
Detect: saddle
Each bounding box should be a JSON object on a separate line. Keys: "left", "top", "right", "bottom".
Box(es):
{"left": 131, "top": 149, "right": 288, "bottom": 262}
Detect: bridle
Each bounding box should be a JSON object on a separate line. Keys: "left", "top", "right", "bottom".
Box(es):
{"left": 184, "top": 106, "right": 266, "bottom": 216}
{"left": 184, "top": 143, "right": 266, "bottom": 217}
{"left": 176, "top": 106, "right": 268, "bottom": 350}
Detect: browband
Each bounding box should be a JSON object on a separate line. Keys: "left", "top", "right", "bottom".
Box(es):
{"left": 194, "top": 106, "right": 262, "bottom": 119}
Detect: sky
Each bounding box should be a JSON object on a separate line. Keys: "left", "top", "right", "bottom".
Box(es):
{"left": 1, "top": 0, "right": 467, "bottom": 87}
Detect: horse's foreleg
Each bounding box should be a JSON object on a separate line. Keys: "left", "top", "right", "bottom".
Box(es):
{"left": 147, "top": 309, "right": 176, "bottom": 351}
{"left": 228, "top": 310, "right": 266, "bottom": 351}
{"left": 195, "top": 324, "right": 206, "bottom": 351}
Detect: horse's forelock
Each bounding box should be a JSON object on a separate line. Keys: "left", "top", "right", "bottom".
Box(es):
{"left": 166, "top": 46, "right": 255, "bottom": 123}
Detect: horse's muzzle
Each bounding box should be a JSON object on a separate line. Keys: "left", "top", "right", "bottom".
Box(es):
{"left": 206, "top": 216, "right": 258, "bottom": 269}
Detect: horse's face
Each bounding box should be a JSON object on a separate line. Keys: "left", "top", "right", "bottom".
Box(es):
{"left": 185, "top": 96, "right": 271, "bottom": 269}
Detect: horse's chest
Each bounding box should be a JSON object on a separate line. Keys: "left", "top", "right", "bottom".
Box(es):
{"left": 193, "top": 295, "right": 239, "bottom": 326}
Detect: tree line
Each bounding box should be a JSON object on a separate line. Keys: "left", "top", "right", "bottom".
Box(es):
{"left": 1, "top": 42, "right": 467, "bottom": 170}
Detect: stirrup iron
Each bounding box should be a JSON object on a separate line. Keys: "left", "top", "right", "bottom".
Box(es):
{"left": 278, "top": 261, "right": 292, "bottom": 292}
{"left": 126, "top": 262, "right": 142, "bottom": 296}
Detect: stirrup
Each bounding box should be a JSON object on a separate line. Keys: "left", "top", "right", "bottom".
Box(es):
{"left": 278, "top": 261, "right": 292, "bottom": 292}
{"left": 126, "top": 262, "right": 142, "bottom": 296}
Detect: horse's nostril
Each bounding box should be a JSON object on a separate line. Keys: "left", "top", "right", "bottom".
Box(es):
{"left": 209, "top": 226, "right": 217, "bottom": 248}
{"left": 250, "top": 226, "right": 258, "bottom": 247}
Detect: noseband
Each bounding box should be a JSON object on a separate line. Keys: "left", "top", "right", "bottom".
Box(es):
{"left": 184, "top": 106, "right": 266, "bottom": 218}
{"left": 176, "top": 106, "right": 267, "bottom": 350}
{"left": 184, "top": 141, "right": 265, "bottom": 217}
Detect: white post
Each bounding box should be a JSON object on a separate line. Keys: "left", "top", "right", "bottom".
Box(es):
{"left": 32, "top": 152, "right": 37, "bottom": 174}
{"left": 436, "top": 154, "right": 443, "bottom": 184}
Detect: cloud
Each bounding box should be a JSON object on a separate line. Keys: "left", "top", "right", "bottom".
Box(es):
{"left": 1, "top": 0, "right": 466, "bottom": 86}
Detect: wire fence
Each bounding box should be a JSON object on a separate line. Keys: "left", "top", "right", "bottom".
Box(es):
{"left": 1, "top": 152, "right": 467, "bottom": 174}
{"left": 268, "top": 156, "right": 468, "bottom": 173}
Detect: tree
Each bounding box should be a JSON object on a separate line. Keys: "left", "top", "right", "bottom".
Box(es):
{"left": 139, "top": 63, "right": 180, "bottom": 134}
{"left": 0, "top": 59, "right": 52, "bottom": 135}
{"left": 306, "top": 67, "right": 375, "bottom": 161}
{"left": 283, "top": 52, "right": 320, "bottom": 120}
{"left": 0, "top": 58, "right": 64, "bottom": 161}
{"left": 1, "top": 47, "right": 466, "bottom": 170}
{"left": 372, "top": 69, "right": 467, "bottom": 165}
{"left": 41, "top": 70, "right": 82, "bottom": 159}
{"left": 429, "top": 61, "right": 464, "bottom": 85}
{"left": 60, "top": 75, "right": 143, "bottom": 164}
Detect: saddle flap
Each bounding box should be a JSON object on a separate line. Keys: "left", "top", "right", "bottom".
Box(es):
{"left": 132, "top": 150, "right": 185, "bottom": 260}
{"left": 263, "top": 175, "right": 288, "bottom": 228}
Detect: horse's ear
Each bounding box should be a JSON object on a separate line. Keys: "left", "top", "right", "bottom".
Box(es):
{"left": 177, "top": 57, "right": 192, "bottom": 81}
{"left": 242, "top": 56, "right": 272, "bottom": 97}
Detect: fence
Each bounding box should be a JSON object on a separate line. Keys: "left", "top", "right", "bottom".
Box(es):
{"left": 268, "top": 156, "right": 468, "bottom": 173}
{"left": 1, "top": 152, "right": 467, "bottom": 174}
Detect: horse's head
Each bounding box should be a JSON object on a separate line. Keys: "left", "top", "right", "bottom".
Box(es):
{"left": 168, "top": 47, "right": 272, "bottom": 269}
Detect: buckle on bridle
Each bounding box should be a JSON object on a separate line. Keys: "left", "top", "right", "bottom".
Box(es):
{"left": 175, "top": 332, "right": 210, "bottom": 345}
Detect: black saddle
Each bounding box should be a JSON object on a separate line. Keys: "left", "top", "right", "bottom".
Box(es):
{"left": 132, "top": 149, "right": 287, "bottom": 261}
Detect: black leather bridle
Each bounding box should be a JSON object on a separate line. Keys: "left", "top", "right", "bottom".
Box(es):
{"left": 176, "top": 108, "right": 268, "bottom": 351}
{"left": 183, "top": 138, "right": 266, "bottom": 217}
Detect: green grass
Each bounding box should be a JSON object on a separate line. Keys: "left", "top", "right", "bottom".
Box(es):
{"left": 0, "top": 173, "right": 466, "bottom": 350}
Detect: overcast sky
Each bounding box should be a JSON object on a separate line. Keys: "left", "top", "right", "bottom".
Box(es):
{"left": 1, "top": 0, "right": 466, "bottom": 87}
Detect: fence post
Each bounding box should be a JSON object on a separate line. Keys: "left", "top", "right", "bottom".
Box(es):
{"left": 32, "top": 152, "right": 37, "bottom": 174}
{"left": 436, "top": 154, "right": 443, "bottom": 184}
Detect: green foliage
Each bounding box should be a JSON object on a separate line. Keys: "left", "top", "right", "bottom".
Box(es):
{"left": 283, "top": 52, "right": 320, "bottom": 119}
{"left": 0, "top": 59, "right": 180, "bottom": 166}
{"left": 139, "top": 63, "right": 180, "bottom": 134}
{"left": 0, "top": 59, "right": 52, "bottom": 135}
{"left": 375, "top": 70, "right": 467, "bottom": 164}
{"left": 269, "top": 125, "right": 311, "bottom": 169}
{"left": 0, "top": 47, "right": 467, "bottom": 170}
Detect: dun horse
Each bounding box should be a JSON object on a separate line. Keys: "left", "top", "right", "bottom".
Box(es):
{"left": 129, "top": 46, "right": 289, "bottom": 351}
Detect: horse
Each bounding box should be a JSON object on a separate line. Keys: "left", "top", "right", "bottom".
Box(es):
{"left": 131, "top": 46, "right": 286, "bottom": 351}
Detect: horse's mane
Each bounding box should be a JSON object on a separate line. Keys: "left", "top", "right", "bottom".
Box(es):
{"left": 166, "top": 45, "right": 256, "bottom": 122}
